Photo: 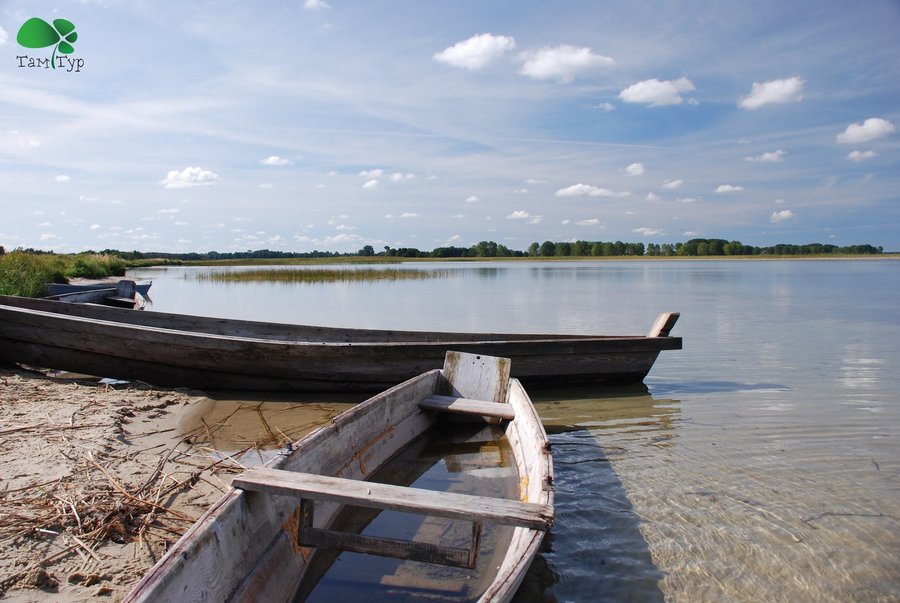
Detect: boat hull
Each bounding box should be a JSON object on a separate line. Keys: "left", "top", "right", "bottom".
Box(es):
{"left": 125, "top": 352, "right": 554, "bottom": 602}
{"left": 0, "top": 295, "right": 680, "bottom": 391}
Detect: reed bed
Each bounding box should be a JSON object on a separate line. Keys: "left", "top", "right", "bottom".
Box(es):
{"left": 194, "top": 267, "right": 449, "bottom": 283}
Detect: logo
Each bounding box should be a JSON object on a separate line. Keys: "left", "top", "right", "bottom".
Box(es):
{"left": 16, "top": 17, "right": 83, "bottom": 72}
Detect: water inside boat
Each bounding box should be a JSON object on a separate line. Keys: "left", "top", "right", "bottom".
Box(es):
{"left": 298, "top": 422, "right": 519, "bottom": 602}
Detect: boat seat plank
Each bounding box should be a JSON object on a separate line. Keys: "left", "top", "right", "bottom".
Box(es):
{"left": 233, "top": 468, "right": 551, "bottom": 530}
{"left": 418, "top": 394, "right": 516, "bottom": 420}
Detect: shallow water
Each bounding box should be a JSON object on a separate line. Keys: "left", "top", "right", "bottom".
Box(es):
{"left": 133, "top": 259, "right": 900, "bottom": 602}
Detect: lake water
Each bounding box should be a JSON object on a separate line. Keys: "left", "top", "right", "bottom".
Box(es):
{"left": 129, "top": 259, "right": 900, "bottom": 602}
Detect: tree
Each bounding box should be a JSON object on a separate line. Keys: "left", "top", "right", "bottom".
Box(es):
{"left": 539, "top": 241, "right": 556, "bottom": 256}
{"left": 528, "top": 242, "right": 540, "bottom": 257}
{"left": 555, "top": 242, "right": 572, "bottom": 256}
{"left": 357, "top": 245, "right": 375, "bottom": 256}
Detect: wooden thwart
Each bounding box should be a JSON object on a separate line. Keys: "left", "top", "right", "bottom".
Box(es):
{"left": 233, "top": 469, "right": 551, "bottom": 529}
{"left": 419, "top": 394, "right": 516, "bottom": 420}
{"left": 234, "top": 468, "right": 550, "bottom": 570}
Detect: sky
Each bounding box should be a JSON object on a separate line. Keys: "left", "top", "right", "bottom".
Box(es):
{"left": 1, "top": 0, "right": 899, "bottom": 254}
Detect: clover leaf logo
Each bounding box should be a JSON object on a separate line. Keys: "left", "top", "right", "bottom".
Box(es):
{"left": 17, "top": 18, "right": 78, "bottom": 69}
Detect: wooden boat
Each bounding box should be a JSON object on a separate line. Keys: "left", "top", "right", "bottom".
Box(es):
{"left": 46, "top": 280, "right": 152, "bottom": 298}
{"left": 125, "top": 351, "right": 554, "bottom": 602}
{"left": 45, "top": 279, "right": 147, "bottom": 309}
{"left": 0, "top": 286, "right": 680, "bottom": 391}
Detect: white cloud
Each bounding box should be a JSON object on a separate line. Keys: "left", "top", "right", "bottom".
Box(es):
{"left": 661, "top": 179, "right": 683, "bottom": 190}
{"left": 89, "top": 224, "right": 100, "bottom": 230}
{"left": 465, "top": 195, "right": 480, "bottom": 203}
{"left": 54, "top": 175, "right": 70, "bottom": 182}
{"left": 677, "top": 197, "right": 699, "bottom": 203}
{"left": 446, "top": 235, "right": 463, "bottom": 243}
{"left": 519, "top": 45, "right": 614, "bottom": 83}
{"left": 162, "top": 166, "right": 219, "bottom": 189}
{"left": 304, "top": 0, "right": 330, "bottom": 10}
{"left": 633, "top": 227, "right": 663, "bottom": 236}
{"left": 335, "top": 224, "right": 357, "bottom": 231}
{"left": 40, "top": 233, "right": 59, "bottom": 241}
{"left": 739, "top": 77, "right": 805, "bottom": 109}
{"left": 770, "top": 209, "right": 795, "bottom": 223}
{"left": 715, "top": 184, "right": 744, "bottom": 193}
{"left": 836, "top": 118, "right": 895, "bottom": 144}
{"left": 746, "top": 149, "right": 786, "bottom": 162}
{"left": 619, "top": 77, "right": 695, "bottom": 106}
{"left": 847, "top": 150, "right": 878, "bottom": 162}
{"left": 158, "top": 208, "right": 180, "bottom": 214}
{"left": 0, "top": 26, "right": 7, "bottom": 45}
{"left": 362, "top": 179, "right": 380, "bottom": 190}
{"left": 589, "top": 102, "right": 616, "bottom": 111}
{"left": 646, "top": 192, "right": 661, "bottom": 201}
{"left": 525, "top": 178, "right": 547, "bottom": 185}
{"left": 555, "top": 183, "right": 630, "bottom": 198}
{"left": 506, "top": 211, "right": 531, "bottom": 219}
{"left": 625, "top": 162, "right": 645, "bottom": 176}
{"left": 401, "top": 212, "right": 418, "bottom": 218}
{"left": 774, "top": 198, "right": 786, "bottom": 205}
{"left": 259, "top": 183, "right": 274, "bottom": 189}
{"left": 576, "top": 218, "right": 601, "bottom": 226}
{"left": 359, "top": 168, "right": 384, "bottom": 178}
{"left": 433, "top": 33, "right": 516, "bottom": 70}
{"left": 261, "top": 156, "right": 292, "bottom": 166}
{"left": 390, "top": 172, "right": 415, "bottom": 181}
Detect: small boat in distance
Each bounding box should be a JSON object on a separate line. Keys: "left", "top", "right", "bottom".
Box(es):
{"left": 44, "top": 279, "right": 147, "bottom": 309}
{"left": 0, "top": 287, "right": 680, "bottom": 390}
{"left": 125, "top": 351, "right": 554, "bottom": 603}
{"left": 46, "top": 280, "right": 152, "bottom": 298}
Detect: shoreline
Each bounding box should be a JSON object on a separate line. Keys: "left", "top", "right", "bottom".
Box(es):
{"left": 0, "top": 365, "right": 351, "bottom": 602}
{"left": 0, "top": 367, "right": 240, "bottom": 601}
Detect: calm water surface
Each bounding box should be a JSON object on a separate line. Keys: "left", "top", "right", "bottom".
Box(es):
{"left": 131, "top": 260, "right": 900, "bottom": 602}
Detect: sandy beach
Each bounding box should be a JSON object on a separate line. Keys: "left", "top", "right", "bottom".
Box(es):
{"left": 0, "top": 363, "right": 356, "bottom": 602}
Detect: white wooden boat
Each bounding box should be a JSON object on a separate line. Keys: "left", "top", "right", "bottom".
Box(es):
{"left": 0, "top": 286, "right": 680, "bottom": 391}
{"left": 124, "top": 352, "right": 554, "bottom": 602}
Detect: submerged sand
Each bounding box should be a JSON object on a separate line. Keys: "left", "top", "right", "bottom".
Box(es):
{"left": 0, "top": 364, "right": 353, "bottom": 602}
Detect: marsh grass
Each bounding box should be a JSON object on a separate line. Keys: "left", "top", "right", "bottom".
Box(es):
{"left": 194, "top": 267, "right": 449, "bottom": 283}
{"left": 0, "top": 252, "right": 133, "bottom": 297}
{"left": 0, "top": 252, "right": 68, "bottom": 297}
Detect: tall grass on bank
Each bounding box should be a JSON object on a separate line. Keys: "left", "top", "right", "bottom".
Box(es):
{"left": 194, "top": 267, "right": 449, "bottom": 284}
{"left": 0, "top": 252, "right": 68, "bottom": 297}
{"left": 0, "top": 252, "right": 129, "bottom": 297}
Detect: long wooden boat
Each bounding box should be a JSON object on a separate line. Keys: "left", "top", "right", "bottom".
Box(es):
{"left": 125, "top": 351, "right": 554, "bottom": 602}
{"left": 0, "top": 289, "right": 680, "bottom": 391}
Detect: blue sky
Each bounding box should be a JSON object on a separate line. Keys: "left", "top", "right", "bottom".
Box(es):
{"left": 1, "top": 0, "right": 898, "bottom": 253}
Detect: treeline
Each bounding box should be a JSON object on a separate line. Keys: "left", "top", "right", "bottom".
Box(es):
{"left": 3, "top": 239, "right": 884, "bottom": 263}
{"left": 365, "top": 239, "right": 883, "bottom": 258}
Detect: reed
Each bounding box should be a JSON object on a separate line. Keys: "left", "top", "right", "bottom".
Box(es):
{"left": 194, "top": 267, "right": 448, "bottom": 283}
{"left": 0, "top": 252, "right": 67, "bottom": 297}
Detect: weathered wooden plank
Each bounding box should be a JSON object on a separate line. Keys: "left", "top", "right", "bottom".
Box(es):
{"left": 441, "top": 351, "right": 510, "bottom": 402}
{"left": 647, "top": 312, "right": 680, "bottom": 337}
{"left": 301, "top": 525, "right": 477, "bottom": 569}
{"left": 419, "top": 394, "right": 516, "bottom": 419}
{"left": 233, "top": 469, "right": 552, "bottom": 530}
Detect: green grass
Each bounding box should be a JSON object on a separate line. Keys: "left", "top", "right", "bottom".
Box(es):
{"left": 0, "top": 252, "right": 68, "bottom": 297}
{"left": 194, "top": 267, "right": 449, "bottom": 283}
{"left": 0, "top": 252, "right": 133, "bottom": 297}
